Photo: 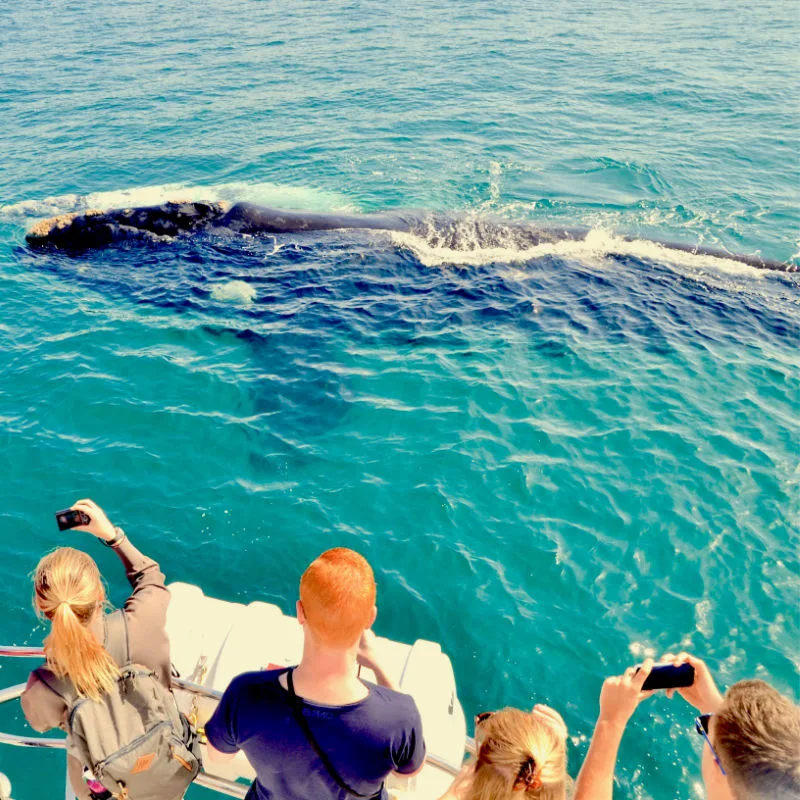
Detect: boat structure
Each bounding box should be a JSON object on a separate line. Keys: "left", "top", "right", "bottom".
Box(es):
{"left": 0, "top": 582, "right": 470, "bottom": 799}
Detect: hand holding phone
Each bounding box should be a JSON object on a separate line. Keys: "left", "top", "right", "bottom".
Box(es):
{"left": 656, "top": 653, "right": 724, "bottom": 713}
{"left": 598, "top": 658, "right": 655, "bottom": 728}
{"left": 55, "top": 508, "right": 91, "bottom": 531}
{"left": 641, "top": 663, "right": 695, "bottom": 691}
{"left": 55, "top": 499, "right": 117, "bottom": 541}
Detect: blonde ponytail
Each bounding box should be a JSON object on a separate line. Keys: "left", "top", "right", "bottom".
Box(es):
{"left": 33, "top": 548, "right": 119, "bottom": 701}
{"left": 467, "top": 708, "right": 570, "bottom": 800}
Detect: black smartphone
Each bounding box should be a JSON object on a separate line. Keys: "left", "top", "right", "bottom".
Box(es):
{"left": 641, "top": 663, "right": 695, "bottom": 691}
{"left": 55, "top": 508, "right": 91, "bottom": 531}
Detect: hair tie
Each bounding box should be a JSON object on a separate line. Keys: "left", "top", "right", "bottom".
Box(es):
{"left": 515, "top": 757, "right": 542, "bottom": 791}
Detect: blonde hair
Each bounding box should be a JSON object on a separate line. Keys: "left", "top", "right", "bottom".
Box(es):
{"left": 461, "top": 708, "right": 569, "bottom": 800}
{"left": 300, "top": 548, "right": 376, "bottom": 648}
{"left": 33, "top": 548, "right": 119, "bottom": 701}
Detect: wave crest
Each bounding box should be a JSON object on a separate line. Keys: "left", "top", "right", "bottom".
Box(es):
{"left": 0, "top": 181, "right": 357, "bottom": 219}
{"left": 393, "top": 224, "right": 769, "bottom": 276}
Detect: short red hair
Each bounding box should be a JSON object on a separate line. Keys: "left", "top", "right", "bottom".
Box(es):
{"left": 300, "top": 548, "right": 376, "bottom": 647}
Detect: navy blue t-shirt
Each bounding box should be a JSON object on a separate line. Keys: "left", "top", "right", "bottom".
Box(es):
{"left": 205, "top": 668, "right": 426, "bottom": 800}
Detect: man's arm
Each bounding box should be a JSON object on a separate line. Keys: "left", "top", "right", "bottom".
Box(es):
{"left": 574, "top": 659, "right": 654, "bottom": 800}
{"left": 395, "top": 759, "right": 426, "bottom": 779}
{"left": 357, "top": 631, "right": 427, "bottom": 777}
{"left": 574, "top": 718, "right": 627, "bottom": 800}
{"left": 204, "top": 675, "right": 247, "bottom": 765}
{"left": 389, "top": 694, "right": 427, "bottom": 780}
{"left": 205, "top": 739, "right": 238, "bottom": 764}
{"left": 357, "top": 630, "right": 398, "bottom": 691}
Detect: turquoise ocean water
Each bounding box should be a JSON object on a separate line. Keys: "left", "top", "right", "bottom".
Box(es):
{"left": 0, "top": 1, "right": 798, "bottom": 798}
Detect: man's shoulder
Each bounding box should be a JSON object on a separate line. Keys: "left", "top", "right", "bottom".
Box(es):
{"left": 365, "top": 684, "right": 422, "bottom": 725}
{"left": 367, "top": 682, "right": 417, "bottom": 706}
{"left": 224, "top": 668, "right": 288, "bottom": 698}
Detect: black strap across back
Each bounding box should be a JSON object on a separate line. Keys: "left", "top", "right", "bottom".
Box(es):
{"left": 285, "top": 667, "right": 383, "bottom": 800}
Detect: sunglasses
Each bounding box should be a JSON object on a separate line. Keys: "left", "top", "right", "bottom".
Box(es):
{"left": 695, "top": 714, "right": 726, "bottom": 776}
{"left": 475, "top": 711, "right": 494, "bottom": 725}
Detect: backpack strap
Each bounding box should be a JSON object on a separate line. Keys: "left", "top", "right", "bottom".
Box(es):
{"left": 103, "top": 609, "right": 130, "bottom": 667}
{"left": 286, "top": 667, "right": 382, "bottom": 800}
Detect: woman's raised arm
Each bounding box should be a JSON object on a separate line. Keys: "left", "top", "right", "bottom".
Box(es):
{"left": 70, "top": 499, "right": 169, "bottom": 624}
{"left": 573, "top": 659, "right": 654, "bottom": 800}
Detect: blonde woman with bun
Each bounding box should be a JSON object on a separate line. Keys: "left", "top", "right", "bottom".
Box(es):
{"left": 439, "top": 704, "right": 571, "bottom": 800}
{"left": 440, "top": 660, "right": 657, "bottom": 800}
{"left": 21, "top": 499, "right": 173, "bottom": 800}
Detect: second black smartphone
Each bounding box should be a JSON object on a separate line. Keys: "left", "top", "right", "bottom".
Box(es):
{"left": 641, "top": 662, "right": 695, "bottom": 691}
{"left": 55, "top": 508, "right": 91, "bottom": 531}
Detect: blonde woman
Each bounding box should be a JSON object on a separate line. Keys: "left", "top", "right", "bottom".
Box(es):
{"left": 440, "top": 660, "right": 656, "bottom": 800}
{"left": 440, "top": 704, "right": 571, "bottom": 800}
{"left": 21, "top": 499, "right": 173, "bottom": 800}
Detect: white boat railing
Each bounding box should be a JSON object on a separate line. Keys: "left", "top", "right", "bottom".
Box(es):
{"left": 0, "top": 645, "right": 472, "bottom": 798}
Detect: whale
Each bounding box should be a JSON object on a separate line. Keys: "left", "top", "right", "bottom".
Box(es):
{"left": 25, "top": 200, "right": 796, "bottom": 272}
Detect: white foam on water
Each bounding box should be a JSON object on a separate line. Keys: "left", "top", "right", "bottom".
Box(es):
{"left": 210, "top": 280, "right": 257, "bottom": 304}
{"left": 628, "top": 641, "right": 657, "bottom": 659}
{"left": 0, "top": 181, "right": 358, "bottom": 219}
{"left": 391, "top": 226, "right": 772, "bottom": 278}
{"left": 694, "top": 599, "right": 713, "bottom": 638}
{"left": 690, "top": 781, "right": 706, "bottom": 799}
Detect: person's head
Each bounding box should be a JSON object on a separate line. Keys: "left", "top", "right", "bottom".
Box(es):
{"left": 33, "top": 547, "right": 118, "bottom": 701}
{"left": 466, "top": 707, "right": 569, "bottom": 800}
{"left": 702, "top": 680, "right": 800, "bottom": 800}
{"left": 298, "top": 548, "right": 377, "bottom": 649}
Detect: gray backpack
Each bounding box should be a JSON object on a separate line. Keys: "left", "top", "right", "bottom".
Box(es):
{"left": 35, "top": 610, "right": 201, "bottom": 800}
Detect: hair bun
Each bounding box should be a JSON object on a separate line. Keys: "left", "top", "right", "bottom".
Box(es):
{"left": 515, "top": 757, "right": 543, "bottom": 791}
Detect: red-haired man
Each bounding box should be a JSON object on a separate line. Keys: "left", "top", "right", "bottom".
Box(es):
{"left": 206, "top": 548, "right": 426, "bottom": 800}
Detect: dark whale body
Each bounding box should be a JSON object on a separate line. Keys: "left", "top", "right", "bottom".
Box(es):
{"left": 25, "top": 200, "right": 795, "bottom": 272}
